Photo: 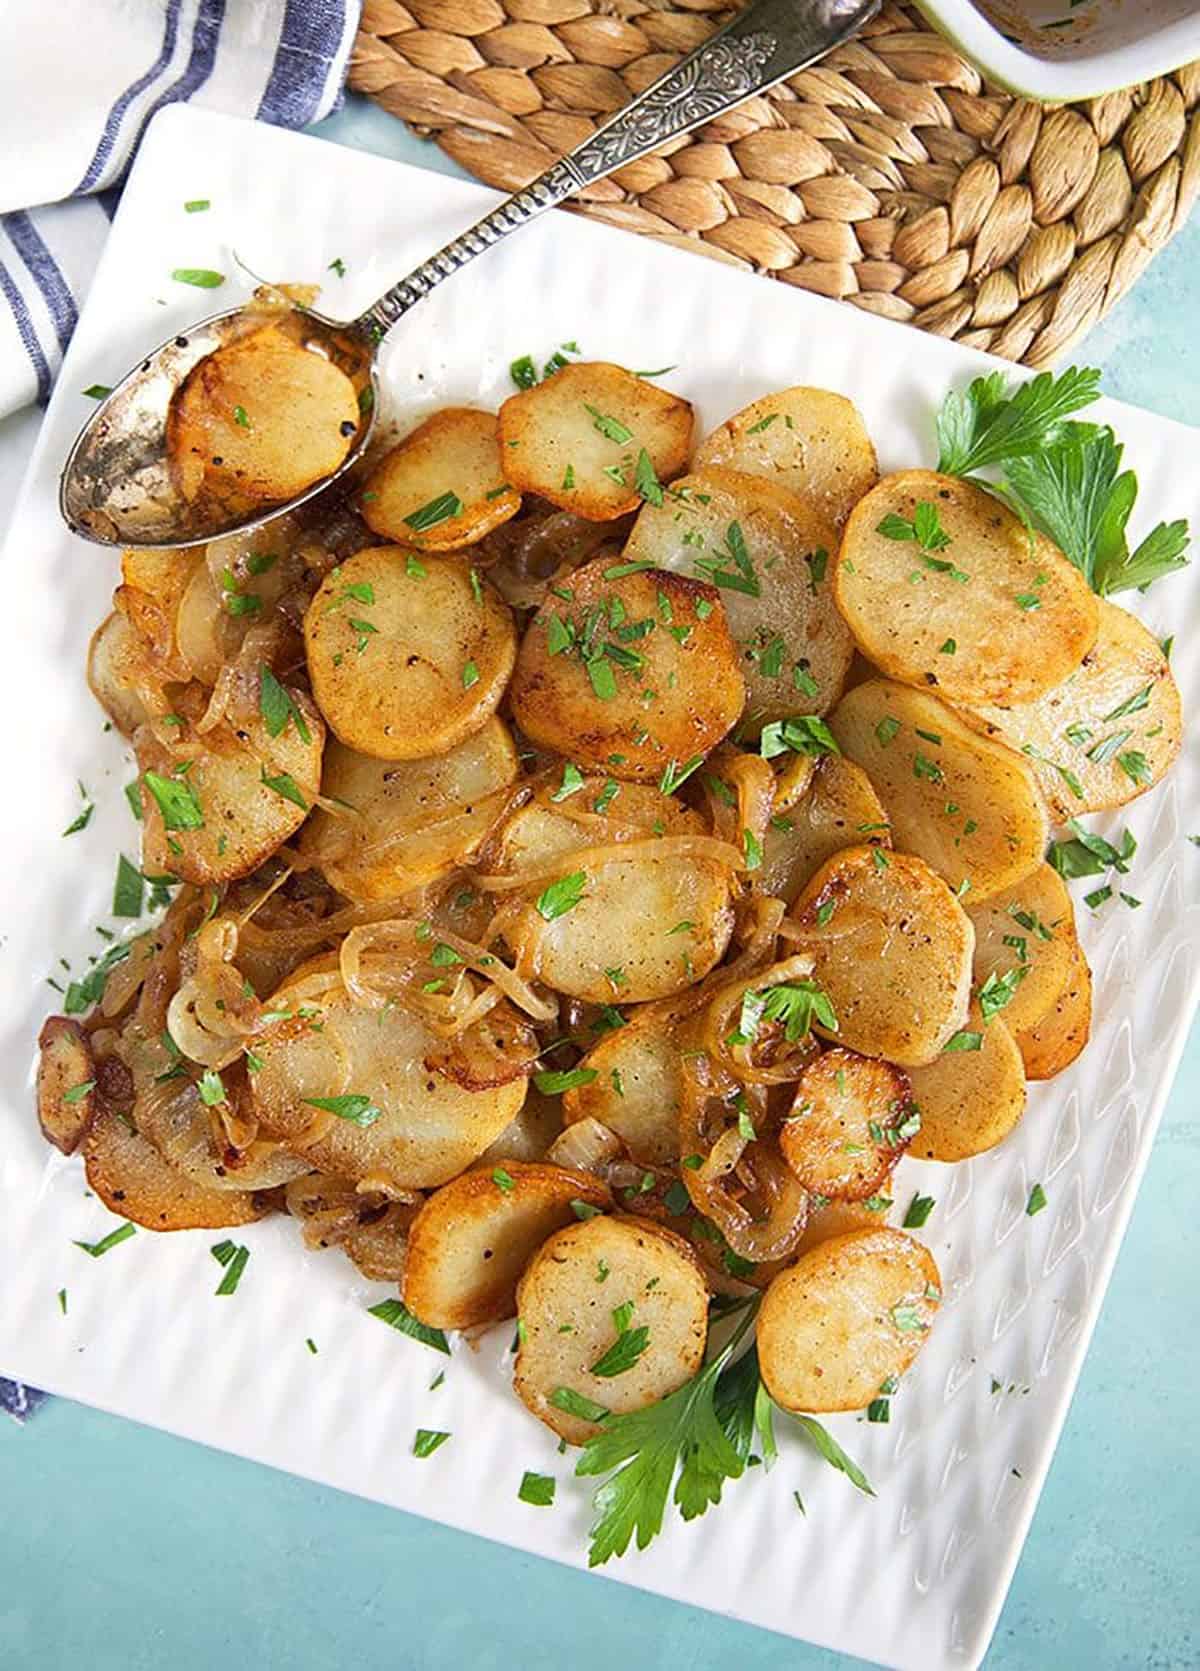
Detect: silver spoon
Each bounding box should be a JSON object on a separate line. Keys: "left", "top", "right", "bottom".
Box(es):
{"left": 60, "top": 0, "right": 879, "bottom": 550}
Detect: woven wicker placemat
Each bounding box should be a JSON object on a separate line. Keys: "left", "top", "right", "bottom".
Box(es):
{"left": 349, "top": 0, "right": 1200, "bottom": 368}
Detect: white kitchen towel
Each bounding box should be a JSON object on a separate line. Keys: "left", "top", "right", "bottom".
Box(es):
{"left": 0, "top": 0, "right": 360, "bottom": 419}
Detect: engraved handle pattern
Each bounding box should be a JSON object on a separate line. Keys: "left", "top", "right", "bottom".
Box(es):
{"left": 358, "top": 0, "right": 880, "bottom": 340}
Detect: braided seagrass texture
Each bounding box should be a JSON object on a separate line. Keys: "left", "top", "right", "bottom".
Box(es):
{"left": 349, "top": 0, "right": 1200, "bottom": 366}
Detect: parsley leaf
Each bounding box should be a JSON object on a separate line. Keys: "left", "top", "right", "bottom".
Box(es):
{"left": 536, "top": 871, "right": 586, "bottom": 920}
{"left": 935, "top": 366, "right": 1102, "bottom": 476}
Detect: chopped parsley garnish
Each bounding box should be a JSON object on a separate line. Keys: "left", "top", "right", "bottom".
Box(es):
{"left": 693, "top": 520, "right": 759, "bottom": 597}
{"left": 902, "top": 1193, "right": 936, "bottom": 1229}
{"left": 1048, "top": 820, "right": 1136, "bottom": 879}
{"left": 74, "top": 1221, "right": 136, "bottom": 1258}
{"left": 659, "top": 754, "right": 704, "bottom": 795}
{"left": 759, "top": 715, "right": 839, "bottom": 760}
{"left": 367, "top": 1298, "right": 450, "bottom": 1354}
{"left": 492, "top": 1168, "right": 516, "bottom": 1193}
{"left": 876, "top": 500, "right": 951, "bottom": 552}
{"left": 184, "top": 200, "right": 211, "bottom": 213}
{"left": 585, "top": 404, "right": 633, "bottom": 444}
{"left": 170, "top": 268, "right": 225, "bottom": 288}
{"left": 977, "top": 966, "right": 1027, "bottom": 1021}
{"left": 1026, "top": 1183, "right": 1047, "bottom": 1217}
{"left": 518, "top": 1471, "right": 556, "bottom": 1506}
{"left": 590, "top": 1326, "right": 651, "bottom": 1379}
{"left": 462, "top": 659, "right": 480, "bottom": 690}
{"left": 534, "top": 1065, "right": 599, "bottom": 1097}
{"left": 211, "top": 1240, "right": 250, "bottom": 1295}
{"left": 536, "top": 871, "right": 586, "bottom": 920}
{"left": 634, "top": 448, "right": 663, "bottom": 506}
{"left": 405, "top": 491, "right": 463, "bottom": 533}
{"left": 302, "top": 1094, "right": 382, "bottom": 1128}
{"left": 943, "top": 1030, "right": 982, "bottom": 1053}
{"left": 260, "top": 768, "right": 308, "bottom": 811}
{"left": 413, "top": 1429, "right": 451, "bottom": 1458}
{"left": 510, "top": 355, "right": 538, "bottom": 389}
{"left": 875, "top": 716, "right": 901, "bottom": 748}
{"left": 143, "top": 770, "right": 204, "bottom": 830}
{"left": 83, "top": 384, "right": 112, "bottom": 399}
{"left": 112, "top": 854, "right": 144, "bottom": 918}
{"left": 259, "top": 666, "right": 312, "bottom": 743}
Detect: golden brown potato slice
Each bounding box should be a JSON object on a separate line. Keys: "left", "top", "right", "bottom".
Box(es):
{"left": 758, "top": 1228, "right": 940, "bottom": 1413}
{"left": 509, "top": 558, "right": 743, "bottom": 780}
{"left": 85, "top": 1106, "right": 270, "bottom": 1231}
{"left": 304, "top": 546, "right": 516, "bottom": 760}
{"left": 779, "top": 1048, "right": 914, "bottom": 1201}
{"left": 960, "top": 599, "right": 1181, "bottom": 819}
{"left": 622, "top": 467, "right": 852, "bottom": 723}
{"left": 694, "top": 386, "right": 878, "bottom": 529}
{"left": 498, "top": 361, "right": 693, "bottom": 519}
{"left": 167, "top": 322, "right": 361, "bottom": 508}
{"left": 88, "top": 612, "right": 154, "bottom": 735}
{"left": 37, "top": 1017, "right": 95, "bottom": 1155}
{"left": 361, "top": 408, "right": 521, "bottom": 549}
{"left": 835, "top": 471, "right": 1099, "bottom": 706}
{"left": 514, "top": 1216, "right": 708, "bottom": 1444}
{"left": 906, "top": 1004, "right": 1026, "bottom": 1161}
{"left": 302, "top": 719, "right": 519, "bottom": 902}
{"left": 791, "top": 1197, "right": 891, "bottom": 1257}
{"left": 403, "top": 1162, "right": 611, "bottom": 1329}
{"left": 492, "top": 792, "right": 736, "bottom": 1003}
{"left": 135, "top": 682, "right": 324, "bottom": 886}
{"left": 118, "top": 547, "right": 201, "bottom": 679}
{"left": 967, "top": 864, "right": 1078, "bottom": 1035}
{"left": 562, "top": 1016, "right": 684, "bottom": 1167}
{"left": 1013, "top": 942, "right": 1092, "bottom": 1080}
{"left": 789, "top": 846, "right": 973, "bottom": 1067}
{"left": 251, "top": 964, "right": 527, "bottom": 1190}
{"left": 828, "top": 679, "right": 1048, "bottom": 903}
{"left": 758, "top": 753, "right": 891, "bottom": 904}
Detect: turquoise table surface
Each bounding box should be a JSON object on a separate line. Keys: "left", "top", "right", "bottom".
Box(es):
{"left": 3, "top": 95, "right": 1199, "bottom": 1671}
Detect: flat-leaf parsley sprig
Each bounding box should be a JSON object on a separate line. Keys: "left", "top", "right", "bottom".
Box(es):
{"left": 934, "top": 367, "right": 1189, "bottom": 598}
{"left": 573, "top": 1302, "right": 873, "bottom": 1566}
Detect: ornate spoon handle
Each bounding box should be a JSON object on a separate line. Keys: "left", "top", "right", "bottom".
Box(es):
{"left": 358, "top": 0, "right": 880, "bottom": 339}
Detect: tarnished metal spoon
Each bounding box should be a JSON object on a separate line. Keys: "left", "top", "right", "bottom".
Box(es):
{"left": 60, "top": 0, "right": 879, "bottom": 550}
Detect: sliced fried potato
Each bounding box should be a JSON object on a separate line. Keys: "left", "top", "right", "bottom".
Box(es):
{"left": 829, "top": 679, "right": 1049, "bottom": 903}
{"left": 84, "top": 1106, "right": 269, "bottom": 1230}
{"left": 758, "top": 1228, "right": 940, "bottom": 1413}
{"left": 493, "top": 792, "right": 736, "bottom": 1003}
{"left": 88, "top": 612, "right": 154, "bottom": 735}
{"left": 404, "top": 1162, "right": 610, "bottom": 1329}
{"left": 694, "top": 386, "right": 878, "bottom": 529}
{"left": 622, "top": 467, "right": 852, "bottom": 723}
{"left": 250, "top": 964, "right": 527, "bottom": 1189}
{"left": 302, "top": 719, "right": 519, "bottom": 902}
{"left": 967, "top": 864, "right": 1078, "bottom": 1035}
{"left": 37, "top": 1017, "right": 95, "bottom": 1154}
{"left": 835, "top": 471, "right": 1099, "bottom": 705}
{"left": 361, "top": 408, "right": 521, "bottom": 549}
{"left": 509, "top": 559, "right": 743, "bottom": 779}
{"left": 135, "top": 680, "right": 324, "bottom": 886}
{"left": 498, "top": 362, "right": 692, "bottom": 519}
{"left": 906, "top": 1004, "right": 1026, "bottom": 1161}
{"left": 791, "top": 1197, "right": 891, "bottom": 1257}
{"left": 779, "top": 1048, "right": 913, "bottom": 1200}
{"left": 1013, "top": 942, "right": 1092, "bottom": 1080}
{"left": 758, "top": 753, "right": 891, "bottom": 904}
{"left": 117, "top": 548, "right": 200, "bottom": 679}
{"left": 514, "top": 1216, "right": 708, "bottom": 1443}
{"left": 961, "top": 599, "right": 1181, "bottom": 819}
{"left": 563, "top": 1017, "right": 683, "bottom": 1166}
{"left": 304, "top": 546, "right": 516, "bottom": 760}
{"left": 167, "top": 322, "right": 361, "bottom": 509}
{"left": 789, "top": 846, "right": 973, "bottom": 1066}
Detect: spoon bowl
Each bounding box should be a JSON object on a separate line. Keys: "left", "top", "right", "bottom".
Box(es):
{"left": 59, "top": 304, "right": 379, "bottom": 549}
{"left": 58, "top": 0, "right": 878, "bottom": 551}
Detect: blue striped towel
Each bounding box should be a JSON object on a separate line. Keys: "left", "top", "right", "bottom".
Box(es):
{"left": 0, "top": 0, "right": 361, "bottom": 422}
{"left": 1, "top": 0, "right": 360, "bottom": 1422}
